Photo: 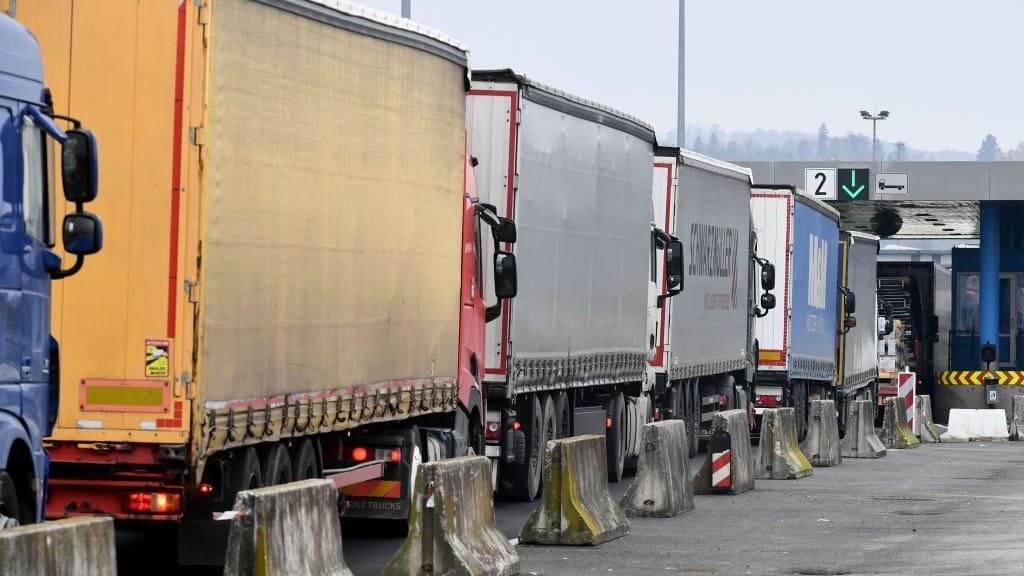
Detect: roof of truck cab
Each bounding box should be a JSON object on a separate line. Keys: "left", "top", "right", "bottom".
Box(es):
{"left": 471, "top": 69, "right": 656, "bottom": 144}
{"left": 0, "top": 14, "right": 45, "bottom": 104}
{"left": 259, "top": 0, "right": 469, "bottom": 66}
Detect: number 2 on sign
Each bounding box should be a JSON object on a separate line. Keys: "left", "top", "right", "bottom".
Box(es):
{"left": 813, "top": 172, "right": 827, "bottom": 196}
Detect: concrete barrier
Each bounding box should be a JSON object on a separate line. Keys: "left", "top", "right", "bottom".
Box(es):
{"left": 881, "top": 396, "right": 920, "bottom": 449}
{"left": 383, "top": 456, "right": 518, "bottom": 575}
{"left": 840, "top": 399, "right": 886, "bottom": 458}
{"left": 800, "top": 399, "right": 842, "bottom": 467}
{"left": 942, "top": 409, "right": 1010, "bottom": 442}
{"left": 1012, "top": 396, "right": 1024, "bottom": 441}
{"left": 224, "top": 479, "right": 353, "bottom": 576}
{"left": 519, "top": 435, "right": 629, "bottom": 546}
{"left": 915, "top": 395, "right": 942, "bottom": 443}
{"left": 693, "top": 409, "right": 754, "bottom": 495}
{"left": 0, "top": 517, "right": 116, "bottom": 576}
{"left": 755, "top": 408, "right": 813, "bottom": 480}
{"left": 620, "top": 420, "right": 694, "bottom": 518}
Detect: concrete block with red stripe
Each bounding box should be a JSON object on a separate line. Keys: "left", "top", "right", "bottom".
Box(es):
{"left": 840, "top": 400, "right": 886, "bottom": 458}
{"left": 899, "top": 372, "right": 916, "bottom": 432}
{"left": 915, "top": 395, "right": 942, "bottom": 443}
{"left": 224, "top": 479, "right": 354, "bottom": 576}
{"left": 881, "top": 396, "right": 920, "bottom": 450}
{"left": 694, "top": 409, "right": 754, "bottom": 495}
{"left": 1, "top": 517, "right": 116, "bottom": 576}
{"left": 800, "top": 400, "right": 842, "bottom": 467}
{"left": 620, "top": 420, "right": 694, "bottom": 518}
{"left": 756, "top": 408, "right": 813, "bottom": 480}
{"left": 519, "top": 435, "right": 629, "bottom": 546}
{"left": 385, "top": 456, "right": 518, "bottom": 574}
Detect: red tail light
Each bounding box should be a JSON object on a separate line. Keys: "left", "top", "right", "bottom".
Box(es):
{"left": 350, "top": 446, "right": 369, "bottom": 462}
{"left": 606, "top": 417, "right": 613, "bottom": 429}
{"left": 720, "top": 394, "right": 729, "bottom": 408}
{"left": 485, "top": 421, "right": 501, "bottom": 440}
{"left": 756, "top": 394, "right": 782, "bottom": 408}
{"left": 654, "top": 408, "right": 662, "bottom": 421}
{"left": 389, "top": 448, "right": 401, "bottom": 463}
{"left": 125, "top": 492, "right": 181, "bottom": 514}
{"left": 198, "top": 483, "right": 213, "bottom": 496}
{"left": 512, "top": 420, "right": 521, "bottom": 431}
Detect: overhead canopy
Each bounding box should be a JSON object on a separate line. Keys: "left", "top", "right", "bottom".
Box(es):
{"left": 738, "top": 161, "right": 1024, "bottom": 238}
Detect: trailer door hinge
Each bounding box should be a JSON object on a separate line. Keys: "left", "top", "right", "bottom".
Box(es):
{"left": 190, "top": 125, "right": 206, "bottom": 148}
{"left": 185, "top": 279, "right": 200, "bottom": 304}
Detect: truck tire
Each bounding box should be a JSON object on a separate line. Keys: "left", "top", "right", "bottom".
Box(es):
{"left": 225, "top": 447, "right": 262, "bottom": 508}
{"left": 260, "top": 443, "right": 293, "bottom": 486}
{"left": 607, "top": 391, "right": 626, "bottom": 482}
{"left": 541, "top": 394, "right": 557, "bottom": 451}
{"left": 686, "top": 381, "right": 699, "bottom": 457}
{"left": 0, "top": 471, "right": 25, "bottom": 527}
{"left": 554, "top": 391, "right": 570, "bottom": 439}
{"left": 794, "top": 382, "right": 808, "bottom": 442}
{"left": 290, "top": 437, "right": 319, "bottom": 481}
{"left": 511, "top": 394, "right": 543, "bottom": 501}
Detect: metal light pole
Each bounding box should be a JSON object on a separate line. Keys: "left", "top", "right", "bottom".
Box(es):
{"left": 677, "top": 0, "right": 685, "bottom": 147}
{"left": 401, "top": 0, "right": 410, "bottom": 18}
{"left": 859, "top": 110, "right": 890, "bottom": 163}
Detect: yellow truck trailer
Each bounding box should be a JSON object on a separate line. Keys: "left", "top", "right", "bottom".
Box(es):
{"left": 7, "top": 0, "right": 515, "bottom": 564}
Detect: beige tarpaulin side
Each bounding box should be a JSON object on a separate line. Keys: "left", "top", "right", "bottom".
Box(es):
{"left": 203, "top": 0, "right": 465, "bottom": 402}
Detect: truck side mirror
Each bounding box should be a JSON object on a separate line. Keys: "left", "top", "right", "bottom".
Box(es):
{"left": 844, "top": 290, "right": 856, "bottom": 314}
{"left": 761, "top": 262, "right": 775, "bottom": 291}
{"left": 760, "top": 292, "right": 776, "bottom": 311}
{"left": 495, "top": 217, "right": 517, "bottom": 244}
{"left": 666, "top": 239, "right": 684, "bottom": 292}
{"left": 493, "top": 251, "right": 517, "bottom": 299}
{"left": 62, "top": 129, "right": 99, "bottom": 203}
{"left": 63, "top": 212, "right": 103, "bottom": 255}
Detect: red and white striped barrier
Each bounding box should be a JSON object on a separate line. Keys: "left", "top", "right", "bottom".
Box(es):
{"left": 711, "top": 449, "right": 731, "bottom": 491}
{"left": 899, "top": 371, "right": 916, "bottom": 433}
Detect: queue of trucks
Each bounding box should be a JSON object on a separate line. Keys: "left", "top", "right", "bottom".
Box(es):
{"left": 1, "top": 0, "right": 940, "bottom": 569}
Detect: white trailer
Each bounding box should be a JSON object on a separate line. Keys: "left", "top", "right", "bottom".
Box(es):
{"left": 652, "top": 148, "right": 775, "bottom": 453}
{"left": 468, "top": 70, "right": 664, "bottom": 499}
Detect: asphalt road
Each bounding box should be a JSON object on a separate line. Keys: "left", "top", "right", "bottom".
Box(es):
{"left": 113, "top": 441, "right": 1024, "bottom": 575}
{"left": 516, "top": 442, "right": 1024, "bottom": 576}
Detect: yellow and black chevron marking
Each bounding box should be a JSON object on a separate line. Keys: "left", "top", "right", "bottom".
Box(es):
{"left": 938, "top": 371, "right": 1024, "bottom": 386}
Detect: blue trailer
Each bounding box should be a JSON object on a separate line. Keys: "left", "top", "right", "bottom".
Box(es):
{"left": 0, "top": 12, "right": 102, "bottom": 526}
{"left": 751, "top": 185, "right": 839, "bottom": 438}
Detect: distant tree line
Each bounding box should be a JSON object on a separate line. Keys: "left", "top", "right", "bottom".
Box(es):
{"left": 977, "top": 134, "right": 1024, "bottom": 161}
{"left": 675, "top": 124, "right": 1024, "bottom": 162}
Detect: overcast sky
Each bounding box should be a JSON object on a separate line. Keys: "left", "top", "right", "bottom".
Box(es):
{"left": 354, "top": 0, "right": 1024, "bottom": 153}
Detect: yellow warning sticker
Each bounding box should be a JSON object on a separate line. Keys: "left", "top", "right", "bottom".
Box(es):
{"left": 145, "top": 340, "right": 170, "bottom": 378}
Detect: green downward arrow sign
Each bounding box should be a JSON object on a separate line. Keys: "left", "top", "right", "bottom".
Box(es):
{"left": 842, "top": 170, "right": 865, "bottom": 199}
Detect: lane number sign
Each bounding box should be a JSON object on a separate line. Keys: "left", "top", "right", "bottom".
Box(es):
{"left": 804, "top": 168, "right": 836, "bottom": 201}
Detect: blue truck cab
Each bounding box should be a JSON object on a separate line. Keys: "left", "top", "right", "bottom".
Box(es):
{"left": 0, "top": 13, "right": 102, "bottom": 527}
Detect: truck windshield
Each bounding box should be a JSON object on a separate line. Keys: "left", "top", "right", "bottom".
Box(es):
{"left": 21, "top": 115, "right": 55, "bottom": 246}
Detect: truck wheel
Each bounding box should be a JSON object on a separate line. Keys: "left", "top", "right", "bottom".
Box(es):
{"left": 511, "top": 394, "right": 543, "bottom": 501}
{"left": 541, "top": 394, "right": 557, "bottom": 450}
{"left": 0, "top": 471, "right": 25, "bottom": 527}
{"left": 554, "top": 391, "right": 570, "bottom": 439}
{"left": 686, "top": 381, "right": 699, "bottom": 457}
{"left": 794, "top": 383, "right": 808, "bottom": 442}
{"left": 260, "top": 443, "right": 293, "bottom": 486}
{"left": 290, "top": 438, "right": 319, "bottom": 481}
{"left": 607, "top": 392, "right": 626, "bottom": 482}
{"left": 224, "top": 447, "right": 262, "bottom": 509}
